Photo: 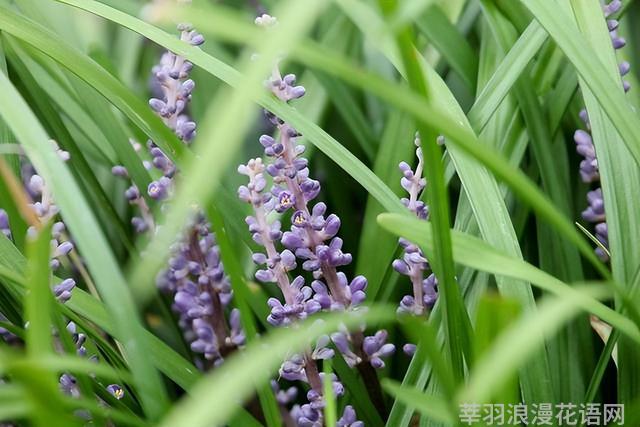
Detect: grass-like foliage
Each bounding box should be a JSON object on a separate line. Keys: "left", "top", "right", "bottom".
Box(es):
{"left": 0, "top": 0, "right": 639, "bottom": 426}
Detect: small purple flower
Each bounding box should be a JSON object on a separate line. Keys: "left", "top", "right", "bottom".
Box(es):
{"left": 59, "top": 373, "right": 80, "bottom": 397}
{"left": 148, "top": 176, "right": 171, "bottom": 200}
{"left": 291, "top": 403, "right": 322, "bottom": 427}
{"left": 330, "top": 332, "right": 361, "bottom": 367}
{"left": 66, "top": 322, "right": 87, "bottom": 357}
{"left": 338, "top": 405, "right": 364, "bottom": 427}
{"left": 111, "top": 165, "right": 129, "bottom": 178}
{"left": 106, "top": 384, "right": 124, "bottom": 400}
{"left": 363, "top": 330, "right": 396, "bottom": 369}
{"left": 574, "top": 130, "right": 599, "bottom": 183}
{"left": 271, "top": 380, "right": 298, "bottom": 405}
{"left": 280, "top": 353, "right": 308, "bottom": 382}
{"left": 53, "top": 278, "right": 76, "bottom": 304}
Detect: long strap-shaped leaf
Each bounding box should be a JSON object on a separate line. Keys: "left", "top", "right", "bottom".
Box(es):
{"left": 567, "top": 0, "right": 640, "bottom": 406}
{"left": 0, "top": 63, "right": 168, "bottom": 420}
{"left": 377, "top": 213, "right": 640, "bottom": 344}
{"left": 519, "top": 0, "right": 640, "bottom": 167}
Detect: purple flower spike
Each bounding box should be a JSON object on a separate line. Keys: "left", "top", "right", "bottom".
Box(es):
{"left": 393, "top": 134, "right": 438, "bottom": 317}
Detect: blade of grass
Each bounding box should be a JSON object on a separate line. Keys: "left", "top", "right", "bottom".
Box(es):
{"left": 520, "top": 0, "right": 640, "bottom": 168}
{"left": 382, "top": 380, "right": 454, "bottom": 425}
{"left": 24, "top": 222, "right": 53, "bottom": 358}
{"left": 460, "top": 285, "right": 612, "bottom": 404}
{"left": 467, "top": 20, "right": 547, "bottom": 131}
{"left": 414, "top": 4, "right": 478, "bottom": 93}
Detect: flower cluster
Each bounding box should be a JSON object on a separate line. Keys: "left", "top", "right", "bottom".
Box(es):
{"left": 392, "top": 134, "right": 438, "bottom": 322}
{"left": 237, "top": 13, "right": 392, "bottom": 426}
{"left": 0, "top": 146, "right": 77, "bottom": 304}
{"left": 156, "top": 215, "right": 245, "bottom": 366}
{"left": 112, "top": 25, "right": 244, "bottom": 368}
{"left": 573, "top": 0, "right": 628, "bottom": 262}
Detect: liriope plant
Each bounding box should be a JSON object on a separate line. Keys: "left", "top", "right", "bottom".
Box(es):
{"left": 0, "top": 0, "right": 638, "bottom": 426}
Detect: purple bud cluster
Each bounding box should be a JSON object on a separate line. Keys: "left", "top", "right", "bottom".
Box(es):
{"left": 156, "top": 216, "right": 245, "bottom": 365}
{"left": 4, "top": 148, "right": 78, "bottom": 304}
{"left": 114, "top": 24, "right": 204, "bottom": 233}
{"left": 110, "top": 25, "right": 243, "bottom": 368}
{"left": 573, "top": 0, "right": 627, "bottom": 262}
{"left": 392, "top": 134, "right": 438, "bottom": 320}
{"left": 237, "top": 13, "right": 391, "bottom": 425}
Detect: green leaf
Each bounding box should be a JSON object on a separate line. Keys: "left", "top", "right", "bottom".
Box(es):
{"left": 24, "top": 222, "right": 54, "bottom": 358}
{"left": 473, "top": 294, "right": 521, "bottom": 404}
{"left": 460, "top": 285, "right": 611, "bottom": 404}
{"left": 377, "top": 213, "right": 640, "bottom": 344}
{"left": 382, "top": 379, "right": 454, "bottom": 425}
{"left": 519, "top": 0, "right": 640, "bottom": 168}
{"left": 467, "top": 20, "right": 547, "bottom": 132}
{"left": 415, "top": 4, "right": 478, "bottom": 92}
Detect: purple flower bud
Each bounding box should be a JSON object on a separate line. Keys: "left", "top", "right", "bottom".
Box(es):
{"left": 125, "top": 186, "right": 140, "bottom": 201}
{"left": 54, "top": 278, "right": 76, "bottom": 303}
{"left": 106, "top": 384, "right": 124, "bottom": 400}
{"left": 338, "top": 405, "right": 364, "bottom": 427}
{"left": 403, "top": 343, "right": 417, "bottom": 356}
{"left": 363, "top": 330, "right": 395, "bottom": 369}
{"left": 111, "top": 165, "right": 129, "bottom": 178}
{"left": 148, "top": 177, "right": 171, "bottom": 200}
